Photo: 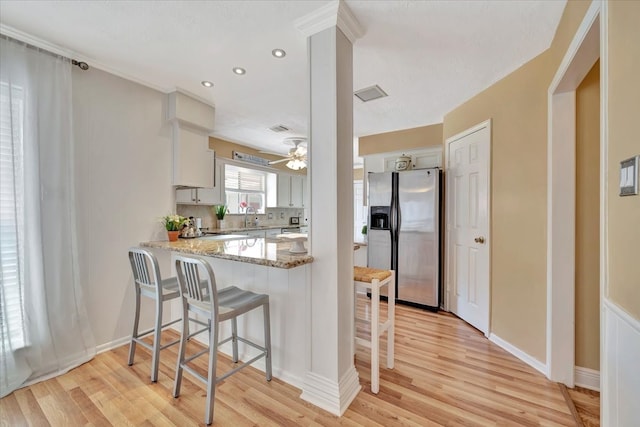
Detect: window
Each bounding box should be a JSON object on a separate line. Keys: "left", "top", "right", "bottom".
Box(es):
{"left": 0, "top": 82, "right": 26, "bottom": 350}
{"left": 225, "top": 164, "right": 273, "bottom": 214}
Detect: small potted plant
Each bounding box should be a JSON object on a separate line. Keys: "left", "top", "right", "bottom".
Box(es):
{"left": 214, "top": 205, "right": 227, "bottom": 229}
{"left": 162, "top": 214, "right": 188, "bottom": 241}
{"left": 361, "top": 224, "right": 367, "bottom": 243}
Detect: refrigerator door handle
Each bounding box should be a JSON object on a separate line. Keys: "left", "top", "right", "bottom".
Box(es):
{"left": 390, "top": 191, "right": 398, "bottom": 272}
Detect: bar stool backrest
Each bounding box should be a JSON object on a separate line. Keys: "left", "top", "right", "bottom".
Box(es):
{"left": 129, "top": 248, "right": 162, "bottom": 292}
{"left": 174, "top": 255, "right": 219, "bottom": 316}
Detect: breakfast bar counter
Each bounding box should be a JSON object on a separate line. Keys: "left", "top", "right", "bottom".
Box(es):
{"left": 140, "top": 235, "right": 311, "bottom": 388}
{"left": 140, "top": 237, "right": 313, "bottom": 269}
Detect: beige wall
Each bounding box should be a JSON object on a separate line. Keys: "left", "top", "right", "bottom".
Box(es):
{"left": 73, "top": 67, "right": 175, "bottom": 347}
{"left": 575, "top": 60, "right": 600, "bottom": 370}
{"left": 442, "top": 0, "right": 591, "bottom": 362}
{"left": 209, "top": 136, "right": 306, "bottom": 175}
{"left": 359, "top": 123, "right": 442, "bottom": 156}
{"left": 608, "top": 2, "right": 640, "bottom": 319}
{"left": 353, "top": 168, "right": 364, "bottom": 181}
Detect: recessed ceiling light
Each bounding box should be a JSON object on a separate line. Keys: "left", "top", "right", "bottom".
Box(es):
{"left": 232, "top": 67, "right": 246, "bottom": 75}
{"left": 272, "top": 49, "right": 286, "bottom": 58}
{"left": 201, "top": 80, "right": 214, "bottom": 88}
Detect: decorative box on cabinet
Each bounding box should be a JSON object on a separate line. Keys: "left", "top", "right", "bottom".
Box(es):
{"left": 168, "top": 91, "right": 216, "bottom": 188}
{"left": 175, "top": 161, "right": 223, "bottom": 205}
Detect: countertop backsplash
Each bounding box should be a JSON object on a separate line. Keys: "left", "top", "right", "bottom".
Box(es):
{"left": 176, "top": 205, "right": 305, "bottom": 230}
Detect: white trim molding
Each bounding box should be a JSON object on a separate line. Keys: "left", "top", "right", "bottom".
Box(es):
{"left": 300, "top": 368, "right": 361, "bottom": 416}
{"left": 602, "top": 298, "right": 640, "bottom": 426}
{"left": 96, "top": 336, "right": 131, "bottom": 355}
{"left": 546, "top": 0, "right": 601, "bottom": 387}
{"left": 294, "top": 0, "right": 364, "bottom": 43}
{"left": 489, "top": 333, "right": 547, "bottom": 377}
{"left": 574, "top": 366, "right": 600, "bottom": 391}
{"left": 0, "top": 24, "right": 169, "bottom": 94}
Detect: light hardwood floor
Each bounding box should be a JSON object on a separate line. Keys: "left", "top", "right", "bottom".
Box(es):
{"left": 1, "top": 299, "right": 598, "bottom": 426}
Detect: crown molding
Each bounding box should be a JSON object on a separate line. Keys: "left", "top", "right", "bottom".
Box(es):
{"left": 294, "top": 0, "right": 363, "bottom": 43}
{"left": 1, "top": 24, "right": 75, "bottom": 57}
{"left": 0, "top": 24, "right": 169, "bottom": 94}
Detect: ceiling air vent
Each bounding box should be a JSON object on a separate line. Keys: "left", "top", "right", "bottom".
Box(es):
{"left": 269, "top": 124, "right": 290, "bottom": 133}
{"left": 354, "top": 85, "right": 388, "bottom": 102}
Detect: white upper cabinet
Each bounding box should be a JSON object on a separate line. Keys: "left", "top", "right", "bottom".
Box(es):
{"left": 277, "top": 174, "right": 291, "bottom": 207}
{"left": 175, "top": 158, "right": 224, "bottom": 206}
{"left": 290, "top": 175, "right": 304, "bottom": 208}
{"left": 302, "top": 176, "right": 308, "bottom": 208}
{"left": 172, "top": 125, "right": 214, "bottom": 187}
{"left": 362, "top": 146, "right": 442, "bottom": 205}
{"left": 168, "top": 91, "right": 216, "bottom": 188}
{"left": 277, "top": 173, "right": 306, "bottom": 208}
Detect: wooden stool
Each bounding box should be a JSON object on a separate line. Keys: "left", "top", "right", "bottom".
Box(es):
{"left": 353, "top": 266, "right": 395, "bottom": 394}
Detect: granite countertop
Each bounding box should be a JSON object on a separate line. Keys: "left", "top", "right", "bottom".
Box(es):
{"left": 202, "top": 225, "right": 304, "bottom": 235}
{"left": 140, "top": 237, "right": 313, "bottom": 269}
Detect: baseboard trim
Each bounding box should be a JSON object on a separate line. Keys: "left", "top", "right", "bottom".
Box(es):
{"left": 489, "top": 333, "right": 547, "bottom": 376}
{"left": 96, "top": 336, "right": 130, "bottom": 355}
{"left": 300, "top": 367, "right": 361, "bottom": 416}
{"left": 604, "top": 298, "right": 640, "bottom": 333}
{"left": 574, "top": 366, "right": 600, "bottom": 391}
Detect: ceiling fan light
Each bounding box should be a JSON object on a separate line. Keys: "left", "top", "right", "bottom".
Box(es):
{"left": 286, "top": 159, "right": 306, "bottom": 170}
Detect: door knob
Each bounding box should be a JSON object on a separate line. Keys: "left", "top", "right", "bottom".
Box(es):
{"left": 474, "top": 236, "right": 485, "bottom": 244}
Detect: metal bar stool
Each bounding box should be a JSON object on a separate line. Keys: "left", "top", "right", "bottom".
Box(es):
{"left": 172, "top": 254, "right": 272, "bottom": 425}
{"left": 127, "top": 247, "right": 182, "bottom": 382}
{"left": 353, "top": 266, "right": 396, "bottom": 394}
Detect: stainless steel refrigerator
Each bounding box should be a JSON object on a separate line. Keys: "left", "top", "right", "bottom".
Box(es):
{"left": 367, "top": 168, "right": 441, "bottom": 310}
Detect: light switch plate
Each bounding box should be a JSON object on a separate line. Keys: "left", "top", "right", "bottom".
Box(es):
{"left": 620, "top": 155, "right": 639, "bottom": 196}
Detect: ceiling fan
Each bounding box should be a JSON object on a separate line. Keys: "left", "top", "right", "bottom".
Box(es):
{"left": 260, "top": 137, "right": 308, "bottom": 170}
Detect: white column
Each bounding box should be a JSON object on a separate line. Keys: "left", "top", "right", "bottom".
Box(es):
{"left": 296, "top": 1, "right": 363, "bottom": 416}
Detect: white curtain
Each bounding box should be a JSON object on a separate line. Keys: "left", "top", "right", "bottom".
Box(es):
{"left": 0, "top": 35, "right": 95, "bottom": 397}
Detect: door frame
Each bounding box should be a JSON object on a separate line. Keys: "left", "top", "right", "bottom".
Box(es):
{"left": 444, "top": 119, "right": 492, "bottom": 336}
{"left": 546, "top": 0, "right": 603, "bottom": 387}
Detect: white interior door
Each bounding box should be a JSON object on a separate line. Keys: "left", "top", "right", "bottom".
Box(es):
{"left": 446, "top": 121, "right": 490, "bottom": 335}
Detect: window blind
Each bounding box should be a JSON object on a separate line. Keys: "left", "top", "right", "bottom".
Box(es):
{"left": 0, "top": 82, "right": 26, "bottom": 349}
{"left": 225, "top": 164, "right": 266, "bottom": 193}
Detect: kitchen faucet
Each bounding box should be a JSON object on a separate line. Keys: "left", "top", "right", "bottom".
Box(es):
{"left": 244, "top": 206, "right": 256, "bottom": 228}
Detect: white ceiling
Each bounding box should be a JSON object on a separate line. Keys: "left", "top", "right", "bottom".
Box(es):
{"left": 0, "top": 0, "right": 566, "bottom": 161}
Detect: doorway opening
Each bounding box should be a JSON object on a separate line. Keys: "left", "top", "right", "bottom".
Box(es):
{"left": 547, "top": 1, "right": 602, "bottom": 387}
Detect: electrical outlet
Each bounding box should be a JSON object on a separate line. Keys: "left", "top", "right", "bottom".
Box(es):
{"left": 268, "top": 212, "right": 273, "bottom": 220}
{"left": 280, "top": 212, "right": 285, "bottom": 219}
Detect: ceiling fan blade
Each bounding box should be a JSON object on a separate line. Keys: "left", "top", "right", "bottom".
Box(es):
{"left": 268, "top": 158, "right": 291, "bottom": 165}
{"left": 258, "top": 150, "right": 288, "bottom": 157}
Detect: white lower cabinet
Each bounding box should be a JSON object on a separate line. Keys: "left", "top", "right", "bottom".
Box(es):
{"left": 265, "top": 229, "right": 282, "bottom": 238}
{"left": 240, "top": 230, "right": 266, "bottom": 239}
